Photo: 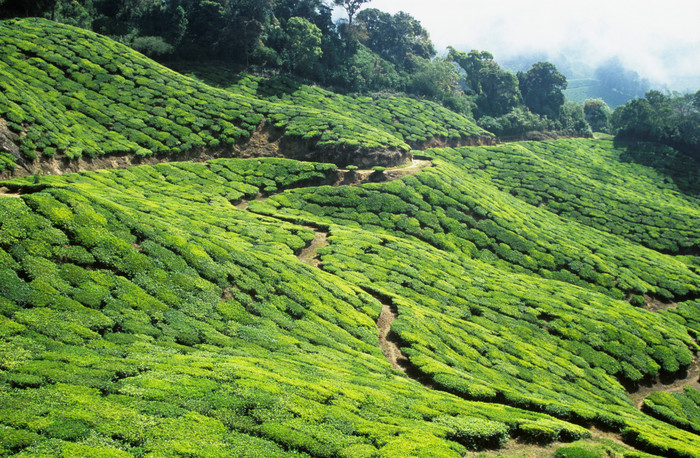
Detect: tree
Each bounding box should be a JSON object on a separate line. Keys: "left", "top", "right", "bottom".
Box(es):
{"left": 559, "top": 102, "right": 591, "bottom": 136}
{"left": 334, "top": 0, "right": 370, "bottom": 25}
{"left": 583, "top": 99, "right": 612, "bottom": 133}
{"left": 447, "top": 48, "right": 493, "bottom": 94}
{"left": 0, "top": 0, "right": 57, "bottom": 19}
{"left": 476, "top": 61, "right": 521, "bottom": 117}
{"left": 518, "top": 62, "right": 567, "bottom": 119}
{"left": 355, "top": 9, "right": 435, "bottom": 71}
{"left": 282, "top": 16, "right": 323, "bottom": 76}
{"left": 611, "top": 98, "right": 654, "bottom": 139}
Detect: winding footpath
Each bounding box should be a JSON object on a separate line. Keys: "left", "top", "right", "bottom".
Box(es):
{"left": 297, "top": 228, "right": 328, "bottom": 269}
{"left": 376, "top": 303, "right": 410, "bottom": 372}
{"left": 234, "top": 158, "right": 433, "bottom": 374}
{"left": 230, "top": 156, "right": 682, "bottom": 454}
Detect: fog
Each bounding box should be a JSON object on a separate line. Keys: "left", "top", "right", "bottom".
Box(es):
{"left": 335, "top": 0, "right": 700, "bottom": 91}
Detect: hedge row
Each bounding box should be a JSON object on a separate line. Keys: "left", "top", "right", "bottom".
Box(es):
{"left": 0, "top": 157, "right": 605, "bottom": 456}
{"left": 446, "top": 139, "right": 700, "bottom": 255}
{"left": 253, "top": 140, "right": 700, "bottom": 301}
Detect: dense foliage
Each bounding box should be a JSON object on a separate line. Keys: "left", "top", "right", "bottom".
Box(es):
{"left": 0, "top": 1, "right": 599, "bottom": 138}
{"left": 0, "top": 11, "right": 699, "bottom": 458}
{"left": 1, "top": 137, "right": 699, "bottom": 456}
{"left": 643, "top": 387, "right": 700, "bottom": 435}
{"left": 0, "top": 18, "right": 492, "bottom": 175}
{"left": 611, "top": 90, "right": 700, "bottom": 161}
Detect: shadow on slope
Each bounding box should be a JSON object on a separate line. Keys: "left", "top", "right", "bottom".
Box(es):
{"left": 614, "top": 139, "right": 700, "bottom": 196}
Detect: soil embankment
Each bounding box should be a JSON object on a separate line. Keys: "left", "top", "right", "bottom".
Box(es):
{"left": 0, "top": 121, "right": 418, "bottom": 180}
{"left": 627, "top": 358, "right": 700, "bottom": 409}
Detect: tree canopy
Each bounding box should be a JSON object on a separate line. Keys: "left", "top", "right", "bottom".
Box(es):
{"left": 333, "top": 0, "right": 370, "bottom": 25}
{"left": 0, "top": 0, "right": 619, "bottom": 138}
{"left": 612, "top": 90, "right": 700, "bottom": 160}
{"left": 518, "top": 61, "right": 567, "bottom": 119}
{"left": 355, "top": 8, "right": 435, "bottom": 71}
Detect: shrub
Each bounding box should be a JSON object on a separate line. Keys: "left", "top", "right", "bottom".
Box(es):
{"left": 433, "top": 415, "right": 509, "bottom": 450}
{"left": 554, "top": 445, "right": 601, "bottom": 458}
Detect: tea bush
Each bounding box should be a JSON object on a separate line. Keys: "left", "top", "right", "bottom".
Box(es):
{"left": 0, "top": 19, "right": 492, "bottom": 176}
{"left": 3, "top": 157, "right": 617, "bottom": 456}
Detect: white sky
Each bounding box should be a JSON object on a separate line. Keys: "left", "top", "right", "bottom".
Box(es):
{"left": 334, "top": 0, "right": 700, "bottom": 90}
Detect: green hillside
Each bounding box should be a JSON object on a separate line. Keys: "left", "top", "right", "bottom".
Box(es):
{"left": 1, "top": 137, "right": 700, "bottom": 456}
{"left": 1, "top": 15, "right": 700, "bottom": 458}
{"left": 0, "top": 18, "right": 490, "bottom": 178}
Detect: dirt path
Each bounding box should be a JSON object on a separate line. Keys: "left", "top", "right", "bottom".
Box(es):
{"left": 377, "top": 303, "right": 410, "bottom": 372}
{"left": 471, "top": 427, "right": 629, "bottom": 457}
{"left": 233, "top": 158, "right": 432, "bottom": 209}
{"left": 291, "top": 223, "right": 416, "bottom": 378}
{"left": 627, "top": 358, "right": 700, "bottom": 409}
{"left": 643, "top": 293, "right": 677, "bottom": 312}
{"left": 297, "top": 228, "right": 328, "bottom": 268}
{"left": 335, "top": 158, "right": 432, "bottom": 186}
{"left": 0, "top": 186, "right": 20, "bottom": 198}
{"left": 234, "top": 193, "right": 266, "bottom": 210}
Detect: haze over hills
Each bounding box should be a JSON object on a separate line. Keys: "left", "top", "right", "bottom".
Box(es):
{"left": 0, "top": 14, "right": 700, "bottom": 458}
{"left": 346, "top": 0, "right": 700, "bottom": 96}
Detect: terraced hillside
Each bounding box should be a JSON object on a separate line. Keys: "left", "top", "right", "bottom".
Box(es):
{"left": 1, "top": 136, "right": 699, "bottom": 457}
{"left": 0, "top": 18, "right": 491, "bottom": 179}
{"left": 1, "top": 15, "right": 700, "bottom": 458}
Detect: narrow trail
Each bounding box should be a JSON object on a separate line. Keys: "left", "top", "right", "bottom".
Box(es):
{"left": 334, "top": 158, "right": 432, "bottom": 186}
{"left": 471, "top": 427, "right": 628, "bottom": 458}
{"left": 234, "top": 193, "right": 266, "bottom": 211}
{"left": 291, "top": 223, "right": 418, "bottom": 378}
{"left": 289, "top": 222, "right": 419, "bottom": 378}
{"left": 0, "top": 186, "right": 20, "bottom": 198}
{"left": 627, "top": 358, "right": 700, "bottom": 409}
{"left": 297, "top": 228, "right": 328, "bottom": 268}
{"left": 233, "top": 158, "right": 432, "bottom": 210}
{"left": 377, "top": 303, "right": 410, "bottom": 372}
{"left": 642, "top": 293, "right": 678, "bottom": 312}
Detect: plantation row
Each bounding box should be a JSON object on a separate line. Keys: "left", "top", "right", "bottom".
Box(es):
{"left": 446, "top": 139, "right": 700, "bottom": 255}
{"left": 0, "top": 19, "right": 491, "bottom": 176}
{"left": 217, "top": 72, "right": 490, "bottom": 146}
{"left": 238, "top": 147, "right": 699, "bottom": 455}
{"left": 304, "top": 226, "right": 700, "bottom": 455}
{"left": 643, "top": 387, "right": 700, "bottom": 435}
{"left": 0, "top": 158, "right": 609, "bottom": 457}
{"left": 253, "top": 142, "right": 700, "bottom": 302}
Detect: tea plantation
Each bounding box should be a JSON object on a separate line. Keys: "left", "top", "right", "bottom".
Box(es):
{"left": 0, "top": 18, "right": 491, "bottom": 177}
{"left": 1, "top": 137, "right": 699, "bottom": 456}
{"left": 1, "top": 15, "right": 700, "bottom": 458}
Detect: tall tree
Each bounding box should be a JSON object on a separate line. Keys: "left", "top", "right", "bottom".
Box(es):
{"left": 476, "top": 61, "right": 521, "bottom": 117}
{"left": 447, "top": 48, "right": 493, "bottom": 95}
{"left": 355, "top": 9, "right": 434, "bottom": 71}
{"left": 281, "top": 16, "right": 323, "bottom": 76}
{"left": 333, "top": 0, "right": 370, "bottom": 25}
{"left": 518, "top": 61, "right": 567, "bottom": 119}
{"left": 0, "top": 0, "right": 57, "bottom": 18}
{"left": 583, "top": 98, "right": 612, "bottom": 133}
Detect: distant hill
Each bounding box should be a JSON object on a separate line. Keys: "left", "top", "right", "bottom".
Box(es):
{"left": 0, "top": 18, "right": 491, "bottom": 179}
{"left": 503, "top": 55, "right": 650, "bottom": 108}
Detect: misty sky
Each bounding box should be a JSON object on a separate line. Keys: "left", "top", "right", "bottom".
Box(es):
{"left": 334, "top": 0, "right": 700, "bottom": 90}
